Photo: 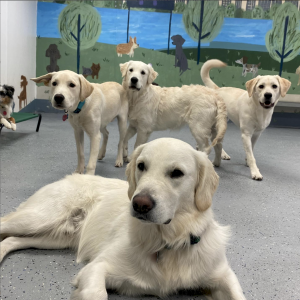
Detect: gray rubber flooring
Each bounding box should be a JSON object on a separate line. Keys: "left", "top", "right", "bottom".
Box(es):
{"left": 1, "top": 113, "right": 299, "bottom": 300}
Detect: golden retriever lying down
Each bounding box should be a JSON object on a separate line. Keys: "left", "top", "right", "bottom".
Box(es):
{"left": 0, "top": 138, "right": 245, "bottom": 300}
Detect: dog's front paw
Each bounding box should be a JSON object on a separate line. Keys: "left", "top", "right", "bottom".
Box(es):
{"left": 1, "top": 118, "right": 11, "bottom": 129}
{"left": 71, "top": 289, "right": 108, "bottom": 300}
{"left": 11, "top": 123, "right": 16, "bottom": 131}
{"left": 251, "top": 171, "right": 263, "bottom": 181}
{"left": 97, "top": 152, "right": 105, "bottom": 161}
{"left": 74, "top": 166, "right": 85, "bottom": 174}
{"left": 123, "top": 156, "right": 131, "bottom": 163}
{"left": 115, "top": 159, "right": 123, "bottom": 168}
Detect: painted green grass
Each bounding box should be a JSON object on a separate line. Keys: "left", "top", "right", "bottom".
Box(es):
{"left": 162, "top": 47, "right": 300, "bottom": 74}
{"left": 37, "top": 38, "right": 300, "bottom": 94}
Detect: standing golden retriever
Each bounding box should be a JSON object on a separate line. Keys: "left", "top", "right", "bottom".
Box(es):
{"left": 0, "top": 138, "right": 246, "bottom": 300}
{"left": 201, "top": 59, "right": 291, "bottom": 180}
{"left": 31, "top": 71, "right": 128, "bottom": 174}
{"left": 120, "top": 61, "right": 227, "bottom": 168}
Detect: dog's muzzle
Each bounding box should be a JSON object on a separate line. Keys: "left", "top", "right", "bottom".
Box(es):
{"left": 129, "top": 77, "right": 140, "bottom": 91}
{"left": 53, "top": 94, "right": 65, "bottom": 108}
{"left": 131, "top": 194, "right": 156, "bottom": 222}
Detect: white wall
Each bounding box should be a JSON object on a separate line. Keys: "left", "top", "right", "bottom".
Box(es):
{"left": 0, "top": 1, "right": 37, "bottom": 111}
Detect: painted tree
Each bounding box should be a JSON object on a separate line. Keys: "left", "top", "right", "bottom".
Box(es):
{"left": 225, "top": 3, "right": 235, "bottom": 18}
{"left": 183, "top": 1, "right": 224, "bottom": 65}
{"left": 265, "top": 2, "right": 300, "bottom": 76}
{"left": 251, "top": 6, "right": 264, "bottom": 19}
{"left": 58, "top": 2, "right": 101, "bottom": 73}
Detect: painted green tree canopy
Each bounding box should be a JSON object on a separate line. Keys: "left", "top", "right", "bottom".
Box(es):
{"left": 265, "top": 2, "right": 300, "bottom": 63}
{"left": 182, "top": 1, "right": 224, "bottom": 43}
{"left": 58, "top": 2, "right": 101, "bottom": 50}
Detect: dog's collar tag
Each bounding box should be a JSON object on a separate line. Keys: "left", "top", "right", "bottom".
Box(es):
{"left": 190, "top": 234, "right": 201, "bottom": 245}
{"left": 62, "top": 110, "right": 68, "bottom": 121}
{"left": 155, "top": 234, "right": 201, "bottom": 263}
{"left": 73, "top": 100, "right": 86, "bottom": 114}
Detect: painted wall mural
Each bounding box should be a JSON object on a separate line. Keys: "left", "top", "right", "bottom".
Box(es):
{"left": 36, "top": 0, "right": 300, "bottom": 100}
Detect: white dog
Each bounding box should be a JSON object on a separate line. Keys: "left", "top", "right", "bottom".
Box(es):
{"left": 201, "top": 59, "right": 291, "bottom": 180}
{"left": 31, "top": 71, "right": 128, "bottom": 174}
{"left": 120, "top": 61, "right": 227, "bottom": 167}
{"left": 0, "top": 138, "right": 246, "bottom": 300}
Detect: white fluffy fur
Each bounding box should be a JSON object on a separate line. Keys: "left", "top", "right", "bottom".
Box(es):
{"left": 120, "top": 61, "right": 228, "bottom": 167}
{"left": 201, "top": 59, "right": 291, "bottom": 180}
{"left": 0, "top": 138, "right": 245, "bottom": 300}
{"left": 31, "top": 71, "right": 128, "bottom": 174}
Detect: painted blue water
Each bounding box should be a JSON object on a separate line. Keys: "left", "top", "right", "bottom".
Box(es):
{"left": 37, "top": 2, "right": 273, "bottom": 50}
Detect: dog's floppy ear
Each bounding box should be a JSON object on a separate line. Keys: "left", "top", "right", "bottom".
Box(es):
{"left": 31, "top": 73, "right": 56, "bottom": 86}
{"left": 125, "top": 144, "right": 146, "bottom": 200}
{"left": 243, "top": 56, "right": 248, "bottom": 63}
{"left": 245, "top": 76, "right": 260, "bottom": 97}
{"left": 194, "top": 152, "right": 219, "bottom": 212}
{"left": 276, "top": 76, "right": 291, "bottom": 98}
{"left": 120, "top": 62, "right": 130, "bottom": 78}
{"left": 147, "top": 65, "right": 158, "bottom": 85}
{"left": 79, "top": 75, "right": 94, "bottom": 102}
{"left": 4, "top": 85, "right": 15, "bottom": 97}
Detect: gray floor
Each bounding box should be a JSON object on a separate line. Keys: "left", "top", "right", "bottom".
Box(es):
{"left": 0, "top": 114, "right": 299, "bottom": 300}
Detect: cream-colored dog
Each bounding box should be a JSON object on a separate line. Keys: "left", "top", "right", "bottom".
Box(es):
{"left": 120, "top": 61, "right": 227, "bottom": 167}
{"left": 201, "top": 59, "right": 291, "bottom": 180}
{"left": 0, "top": 138, "right": 246, "bottom": 300}
{"left": 32, "top": 71, "right": 128, "bottom": 174}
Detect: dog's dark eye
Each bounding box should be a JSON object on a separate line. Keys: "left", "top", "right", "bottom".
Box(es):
{"left": 129, "top": 68, "right": 133, "bottom": 72}
{"left": 141, "top": 70, "right": 145, "bottom": 75}
{"left": 70, "top": 83, "right": 76, "bottom": 88}
{"left": 272, "top": 85, "right": 278, "bottom": 89}
{"left": 137, "top": 162, "right": 145, "bottom": 171}
{"left": 259, "top": 85, "right": 264, "bottom": 89}
{"left": 170, "top": 169, "right": 184, "bottom": 179}
{"left": 52, "top": 82, "right": 57, "bottom": 86}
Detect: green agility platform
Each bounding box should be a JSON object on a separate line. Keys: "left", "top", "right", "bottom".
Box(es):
{"left": 0, "top": 112, "right": 42, "bottom": 133}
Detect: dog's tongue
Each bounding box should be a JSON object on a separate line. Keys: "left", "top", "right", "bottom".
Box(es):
{"left": 3, "top": 111, "right": 7, "bottom": 116}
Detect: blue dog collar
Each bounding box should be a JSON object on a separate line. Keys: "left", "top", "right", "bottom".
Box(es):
{"left": 73, "top": 100, "right": 86, "bottom": 114}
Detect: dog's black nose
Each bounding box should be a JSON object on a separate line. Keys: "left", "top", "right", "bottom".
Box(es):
{"left": 132, "top": 194, "right": 155, "bottom": 214}
{"left": 131, "top": 77, "right": 138, "bottom": 84}
{"left": 54, "top": 94, "right": 65, "bottom": 104}
{"left": 264, "top": 93, "right": 272, "bottom": 100}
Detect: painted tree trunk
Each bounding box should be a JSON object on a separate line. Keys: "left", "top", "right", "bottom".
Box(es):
{"left": 197, "top": 0, "right": 205, "bottom": 65}
{"left": 77, "top": 14, "right": 81, "bottom": 74}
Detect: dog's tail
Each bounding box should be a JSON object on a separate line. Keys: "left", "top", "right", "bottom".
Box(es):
{"left": 257, "top": 62, "right": 261, "bottom": 68}
{"left": 200, "top": 59, "right": 227, "bottom": 90}
{"left": 207, "top": 96, "right": 227, "bottom": 152}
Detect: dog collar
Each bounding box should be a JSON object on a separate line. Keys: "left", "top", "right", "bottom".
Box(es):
{"left": 62, "top": 100, "right": 86, "bottom": 121}
{"left": 73, "top": 100, "right": 86, "bottom": 114}
{"left": 155, "top": 234, "right": 201, "bottom": 262}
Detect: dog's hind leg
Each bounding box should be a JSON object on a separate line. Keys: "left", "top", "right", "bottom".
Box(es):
{"left": 0, "top": 236, "right": 71, "bottom": 263}
{"left": 98, "top": 127, "right": 109, "bottom": 161}
{"left": 115, "top": 115, "right": 127, "bottom": 168}
{"left": 211, "top": 128, "right": 222, "bottom": 167}
{"left": 189, "top": 125, "right": 210, "bottom": 154}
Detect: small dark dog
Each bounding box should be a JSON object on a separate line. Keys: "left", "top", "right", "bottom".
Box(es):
{"left": 171, "top": 34, "right": 190, "bottom": 76}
